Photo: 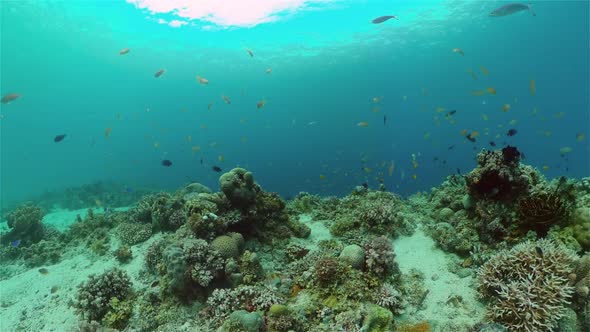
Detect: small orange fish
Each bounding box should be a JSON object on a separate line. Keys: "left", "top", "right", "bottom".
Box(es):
{"left": 412, "top": 160, "right": 419, "bottom": 169}
{"left": 105, "top": 127, "right": 112, "bottom": 138}
{"left": 452, "top": 48, "right": 464, "bottom": 56}
{"left": 257, "top": 99, "right": 266, "bottom": 109}
{"left": 530, "top": 79, "right": 536, "bottom": 95}
{"left": 191, "top": 145, "right": 201, "bottom": 152}
{"left": 479, "top": 66, "right": 489, "bottom": 75}
{"left": 266, "top": 68, "right": 272, "bottom": 74}
{"left": 222, "top": 95, "right": 231, "bottom": 104}
{"left": 119, "top": 48, "right": 130, "bottom": 55}
{"left": 460, "top": 129, "right": 468, "bottom": 136}
{"left": 372, "top": 97, "right": 381, "bottom": 103}
{"left": 38, "top": 268, "right": 49, "bottom": 275}
{"left": 469, "top": 131, "right": 480, "bottom": 139}
{"left": 372, "top": 107, "right": 379, "bottom": 113}
{"left": 196, "top": 76, "right": 209, "bottom": 85}
{"left": 246, "top": 48, "right": 254, "bottom": 57}
{"left": 471, "top": 90, "right": 485, "bottom": 96}
{"left": 502, "top": 104, "right": 510, "bottom": 112}
{"left": 319, "top": 174, "right": 326, "bottom": 180}
{"left": 154, "top": 69, "right": 165, "bottom": 78}
{"left": 576, "top": 133, "right": 585, "bottom": 141}
{"left": 218, "top": 155, "right": 224, "bottom": 162}
{"left": 542, "top": 165, "right": 549, "bottom": 171}
{"left": 357, "top": 122, "right": 369, "bottom": 127}
{"left": 486, "top": 87, "right": 497, "bottom": 95}
{"left": 1, "top": 93, "right": 20, "bottom": 104}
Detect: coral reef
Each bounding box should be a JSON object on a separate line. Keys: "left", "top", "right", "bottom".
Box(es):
{"left": 219, "top": 168, "right": 259, "bottom": 209}
{"left": 477, "top": 239, "right": 576, "bottom": 331}
{"left": 339, "top": 244, "right": 365, "bottom": 270}
{"left": 465, "top": 146, "right": 538, "bottom": 202}
{"left": 364, "top": 236, "right": 399, "bottom": 278}
{"left": 117, "top": 222, "right": 152, "bottom": 245}
{"left": 74, "top": 268, "right": 133, "bottom": 324}
{"left": 3, "top": 203, "right": 45, "bottom": 246}
{"left": 113, "top": 245, "right": 132, "bottom": 263}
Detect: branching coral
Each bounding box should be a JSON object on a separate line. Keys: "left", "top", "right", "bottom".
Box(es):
{"left": 206, "top": 285, "right": 283, "bottom": 317}
{"left": 477, "top": 239, "right": 576, "bottom": 331}
{"left": 74, "top": 268, "right": 133, "bottom": 323}
{"left": 364, "top": 236, "right": 398, "bottom": 278}
{"left": 3, "top": 203, "right": 45, "bottom": 245}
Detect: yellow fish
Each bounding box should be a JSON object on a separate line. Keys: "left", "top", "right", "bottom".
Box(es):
{"left": 530, "top": 79, "right": 536, "bottom": 95}
{"left": 105, "top": 127, "right": 112, "bottom": 138}
{"left": 191, "top": 145, "right": 201, "bottom": 152}
{"left": 218, "top": 155, "right": 224, "bottom": 162}
{"left": 153, "top": 142, "right": 160, "bottom": 148}
{"left": 479, "top": 66, "right": 489, "bottom": 75}
{"left": 363, "top": 167, "right": 372, "bottom": 173}
{"left": 412, "top": 174, "right": 417, "bottom": 180}
{"left": 486, "top": 87, "right": 497, "bottom": 95}
{"left": 452, "top": 48, "right": 464, "bottom": 56}
{"left": 372, "top": 97, "right": 381, "bottom": 103}
{"left": 412, "top": 161, "right": 419, "bottom": 169}
{"left": 200, "top": 124, "right": 207, "bottom": 129}
{"left": 502, "top": 104, "right": 510, "bottom": 112}
{"left": 319, "top": 174, "right": 326, "bottom": 180}
{"left": 357, "top": 122, "right": 369, "bottom": 127}
{"left": 542, "top": 165, "right": 550, "bottom": 171}
{"left": 576, "top": 133, "right": 585, "bottom": 141}
{"left": 559, "top": 147, "right": 573, "bottom": 155}
{"left": 467, "top": 68, "right": 477, "bottom": 80}
{"left": 471, "top": 90, "right": 485, "bottom": 96}
{"left": 388, "top": 161, "right": 395, "bottom": 177}
{"left": 481, "top": 114, "right": 489, "bottom": 121}
{"left": 372, "top": 107, "right": 380, "bottom": 113}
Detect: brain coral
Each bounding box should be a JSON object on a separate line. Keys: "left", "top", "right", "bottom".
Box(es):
{"left": 477, "top": 238, "right": 576, "bottom": 331}
{"left": 338, "top": 244, "right": 365, "bottom": 270}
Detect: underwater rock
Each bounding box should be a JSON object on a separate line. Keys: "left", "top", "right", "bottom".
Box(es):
{"left": 462, "top": 194, "right": 474, "bottom": 210}
{"left": 361, "top": 304, "right": 393, "bottom": 332}
{"left": 338, "top": 244, "right": 365, "bottom": 270}
{"left": 438, "top": 207, "right": 454, "bottom": 220}
{"left": 219, "top": 168, "right": 259, "bottom": 209}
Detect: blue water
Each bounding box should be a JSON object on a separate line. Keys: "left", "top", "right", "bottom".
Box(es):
{"left": 1, "top": 0, "right": 588, "bottom": 208}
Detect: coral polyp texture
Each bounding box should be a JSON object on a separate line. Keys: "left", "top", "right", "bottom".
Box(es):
{"left": 477, "top": 239, "right": 577, "bottom": 331}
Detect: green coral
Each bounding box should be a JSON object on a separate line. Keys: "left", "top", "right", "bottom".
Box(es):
{"left": 362, "top": 305, "right": 393, "bottom": 332}
{"left": 21, "top": 240, "right": 64, "bottom": 267}
{"left": 569, "top": 207, "right": 590, "bottom": 251}
{"left": 113, "top": 245, "right": 132, "bottom": 263}
{"left": 102, "top": 297, "right": 133, "bottom": 330}
{"left": 339, "top": 244, "right": 365, "bottom": 270}
{"left": 211, "top": 234, "right": 241, "bottom": 259}
{"left": 218, "top": 310, "right": 263, "bottom": 332}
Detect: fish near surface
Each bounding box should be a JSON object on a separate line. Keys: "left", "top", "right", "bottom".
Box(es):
{"left": 54, "top": 134, "right": 66, "bottom": 142}
{"left": 154, "top": 69, "right": 165, "bottom": 78}
{"left": 1, "top": 93, "right": 20, "bottom": 104}
{"left": 372, "top": 15, "right": 398, "bottom": 24}
{"left": 490, "top": 3, "right": 535, "bottom": 17}
{"left": 119, "top": 48, "right": 130, "bottom": 55}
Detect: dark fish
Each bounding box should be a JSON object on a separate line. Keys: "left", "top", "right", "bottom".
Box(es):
{"left": 154, "top": 69, "right": 165, "bottom": 78}
{"left": 54, "top": 134, "right": 66, "bottom": 142}
{"left": 161, "top": 160, "right": 173, "bottom": 167}
{"left": 446, "top": 110, "right": 457, "bottom": 117}
{"left": 1, "top": 93, "right": 20, "bottom": 104}
{"left": 466, "top": 136, "right": 476, "bottom": 143}
{"left": 507, "top": 129, "right": 518, "bottom": 136}
{"left": 200, "top": 158, "right": 203, "bottom": 165}
{"left": 372, "top": 15, "right": 398, "bottom": 24}
{"left": 50, "top": 286, "right": 59, "bottom": 294}
{"left": 383, "top": 115, "right": 387, "bottom": 125}
{"left": 490, "top": 3, "right": 535, "bottom": 17}
{"left": 151, "top": 281, "right": 159, "bottom": 288}
{"left": 433, "top": 157, "right": 439, "bottom": 161}
{"left": 212, "top": 166, "right": 222, "bottom": 172}
{"left": 448, "top": 145, "right": 455, "bottom": 150}
{"left": 361, "top": 182, "right": 368, "bottom": 189}
{"left": 456, "top": 168, "right": 461, "bottom": 175}
{"left": 535, "top": 246, "right": 543, "bottom": 257}
{"left": 489, "top": 141, "right": 496, "bottom": 147}
{"left": 10, "top": 239, "right": 20, "bottom": 248}
{"left": 38, "top": 268, "right": 49, "bottom": 275}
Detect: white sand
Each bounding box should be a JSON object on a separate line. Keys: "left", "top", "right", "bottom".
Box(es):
{"left": 0, "top": 207, "right": 158, "bottom": 332}
{"left": 394, "top": 227, "right": 485, "bottom": 330}
{"left": 43, "top": 207, "right": 128, "bottom": 232}
{"left": 291, "top": 214, "right": 332, "bottom": 251}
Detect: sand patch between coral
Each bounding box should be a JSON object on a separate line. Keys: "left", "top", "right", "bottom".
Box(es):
{"left": 394, "top": 227, "right": 485, "bottom": 330}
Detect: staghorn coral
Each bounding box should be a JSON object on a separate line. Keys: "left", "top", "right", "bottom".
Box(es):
{"left": 74, "top": 268, "right": 133, "bottom": 323}
{"left": 477, "top": 239, "right": 576, "bottom": 331}
{"left": 206, "top": 285, "right": 283, "bottom": 317}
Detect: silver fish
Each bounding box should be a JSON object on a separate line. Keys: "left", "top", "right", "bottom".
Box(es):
{"left": 372, "top": 15, "right": 398, "bottom": 24}
{"left": 490, "top": 3, "right": 535, "bottom": 17}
